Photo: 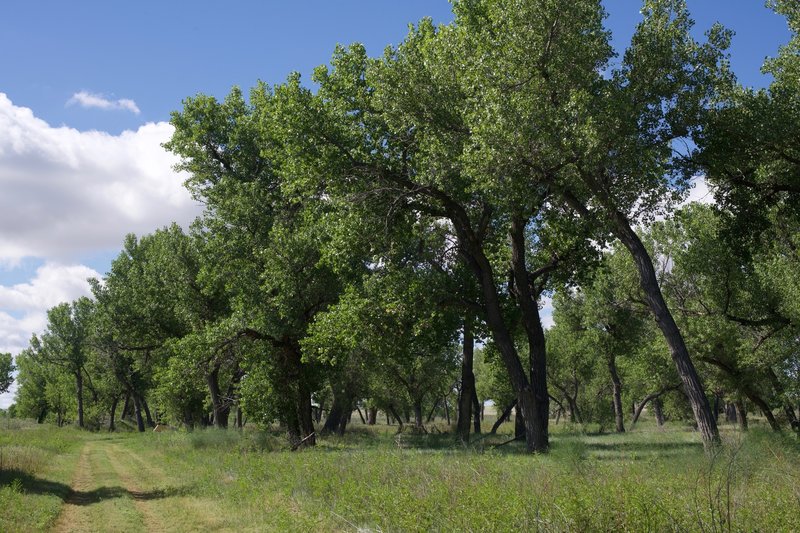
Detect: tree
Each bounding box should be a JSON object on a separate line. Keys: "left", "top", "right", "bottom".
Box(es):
{"left": 166, "top": 87, "right": 346, "bottom": 446}
{"left": 0, "top": 352, "right": 13, "bottom": 394}
{"left": 31, "top": 298, "right": 94, "bottom": 428}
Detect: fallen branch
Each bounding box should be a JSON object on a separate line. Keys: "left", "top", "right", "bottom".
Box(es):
{"left": 291, "top": 432, "right": 316, "bottom": 451}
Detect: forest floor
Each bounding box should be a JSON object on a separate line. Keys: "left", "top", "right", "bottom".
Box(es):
{"left": 0, "top": 417, "right": 798, "bottom": 532}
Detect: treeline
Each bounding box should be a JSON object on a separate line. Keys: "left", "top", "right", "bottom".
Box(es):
{"left": 10, "top": 0, "right": 800, "bottom": 451}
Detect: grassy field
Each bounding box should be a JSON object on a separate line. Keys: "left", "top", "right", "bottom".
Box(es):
{"left": 0, "top": 417, "right": 798, "bottom": 532}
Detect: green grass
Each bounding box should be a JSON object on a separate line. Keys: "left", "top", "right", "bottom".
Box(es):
{"left": 1, "top": 418, "right": 798, "bottom": 531}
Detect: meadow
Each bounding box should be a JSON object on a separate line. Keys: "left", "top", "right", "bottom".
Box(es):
{"left": 0, "top": 416, "right": 798, "bottom": 532}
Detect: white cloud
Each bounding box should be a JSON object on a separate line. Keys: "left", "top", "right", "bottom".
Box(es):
{"left": 0, "top": 262, "right": 100, "bottom": 408}
{"left": 683, "top": 176, "right": 715, "bottom": 206}
{"left": 0, "top": 93, "right": 201, "bottom": 263}
{"left": 0, "top": 263, "right": 100, "bottom": 314}
{"left": 67, "top": 91, "right": 141, "bottom": 114}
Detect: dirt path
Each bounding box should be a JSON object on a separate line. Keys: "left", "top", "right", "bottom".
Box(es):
{"left": 49, "top": 438, "right": 227, "bottom": 533}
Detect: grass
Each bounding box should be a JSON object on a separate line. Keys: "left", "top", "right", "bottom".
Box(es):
{"left": 1, "top": 417, "right": 798, "bottom": 532}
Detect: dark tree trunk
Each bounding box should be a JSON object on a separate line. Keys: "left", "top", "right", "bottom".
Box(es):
{"left": 457, "top": 316, "right": 476, "bottom": 442}
{"left": 75, "top": 371, "right": 85, "bottom": 429}
{"left": 610, "top": 211, "right": 720, "bottom": 450}
{"left": 413, "top": 400, "right": 424, "bottom": 430}
{"left": 37, "top": 408, "right": 47, "bottom": 424}
{"left": 132, "top": 393, "right": 145, "bottom": 432}
{"left": 237, "top": 406, "right": 243, "bottom": 429}
{"left": 356, "top": 406, "right": 366, "bottom": 425}
{"left": 451, "top": 209, "right": 547, "bottom": 452}
{"left": 735, "top": 400, "right": 748, "bottom": 431}
{"left": 109, "top": 395, "right": 119, "bottom": 432}
{"left": 443, "top": 398, "right": 450, "bottom": 425}
{"left": 368, "top": 406, "right": 377, "bottom": 425}
{"left": 744, "top": 391, "right": 780, "bottom": 432}
{"left": 631, "top": 385, "right": 679, "bottom": 426}
{"left": 426, "top": 398, "right": 440, "bottom": 423}
{"left": 510, "top": 217, "right": 549, "bottom": 451}
{"left": 142, "top": 397, "right": 155, "bottom": 428}
{"left": 280, "top": 344, "right": 315, "bottom": 447}
{"left": 653, "top": 398, "right": 665, "bottom": 426}
{"left": 472, "top": 389, "right": 482, "bottom": 434}
{"left": 207, "top": 365, "right": 229, "bottom": 429}
{"left": 388, "top": 404, "right": 404, "bottom": 432}
{"left": 725, "top": 402, "right": 737, "bottom": 424}
{"left": 514, "top": 405, "right": 525, "bottom": 439}
{"left": 608, "top": 356, "right": 625, "bottom": 433}
{"left": 322, "top": 390, "right": 346, "bottom": 436}
{"left": 121, "top": 393, "right": 131, "bottom": 420}
{"left": 491, "top": 399, "right": 517, "bottom": 434}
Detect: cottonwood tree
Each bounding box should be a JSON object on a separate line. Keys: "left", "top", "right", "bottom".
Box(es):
{"left": 166, "top": 87, "right": 346, "bottom": 446}
{"left": 445, "top": 0, "right": 731, "bottom": 449}
{"left": 29, "top": 298, "right": 94, "bottom": 428}
{"left": 0, "top": 352, "right": 13, "bottom": 394}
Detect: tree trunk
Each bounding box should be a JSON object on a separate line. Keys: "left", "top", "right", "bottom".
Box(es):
{"left": 491, "top": 399, "right": 517, "bottom": 434}
{"left": 356, "top": 406, "right": 366, "bottom": 425}
{"left": 368, "top": 406, "right": 377, "bottom": 425}
{"left": 237, "top": 406, "right": 243, "bottom": 429}
{"left": 514, "top": 405, "right": 525, "bottom": 439}
{"left": 142, "top": 397, "right": 155, "bottom": 428}
{"left": 457, "top": 315, "right": 476, "bottom": 442}
{"left": 725, "top": 402, "right": 737, "bottom": 424}
{"left": 121, "top": 393, "right": 131, "bottom": 420}
{"left": 443, "top": 397, "right": 450, "bottom": 425}
{"left": 413, "top": 400, "right": 424, "bottom": 430}
{"left": 207, "top": 365, "right": 229, "bottom": 429}
{"left": 735, "top": 400, "right": 748, "bottom": 431}
{"left": 321, "top": 390, "right": 345, "bottom": 436}
{"left": 388, "top": 404, "right": 404, "bottom": 432}
{"left": 631, "top": 385, "right": 679, "bottom": 426}
{"left": 472, "top": 389, "right": 482, "bottom": 434}
{"left": 510, "top": 217, "right": 550, "bottom": 451}
{"left": 452, "top": 211, "right": 547, "bottom": 452}
{"left": 744, "top": 391, "right": 780, "bottom": 432}
{"left": 109, "top": 395, "right": 119, "bottom": 432}
{"left": 608, "top": 355, "right": 625, "bottom": 433}
{"left": 132, "top": 393, "right": 145, "bottom": 432}
{"left": 75, "top": 370, "right": 84, "bottom": 429}
{"left": 610, "top": 211, "right": 720, "bottom": 450}
{"left": 426, "top": 398, "right": 440, "bottom": 423}
{"left": 653, "top": 398, "right": 665, "bottom": 426}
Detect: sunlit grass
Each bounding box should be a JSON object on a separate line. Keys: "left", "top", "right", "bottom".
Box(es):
{"left": 1, "top": 418, "right": 798, "bottom": 531}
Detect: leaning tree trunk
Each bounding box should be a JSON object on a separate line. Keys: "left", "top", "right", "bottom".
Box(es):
{"left": 142, "top": 397, "right": 155, "bottom": 428}
{"left": 451, "top": 210, "right": 547, "bottom": 452}
{"left": 510, "top": 217, "right": 550, "bottom": 451}
{"left": 610, "top": 211, "right": 720, "bottom": 450}
{"left": 457, "top": 315, "right": 476, "bottom": 442}
{"left": 608, "top": 355, "right": 625, "bottom": 433}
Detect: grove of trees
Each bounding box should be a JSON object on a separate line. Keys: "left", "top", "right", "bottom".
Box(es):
{"left": 10, "top": 0, "right": 800, "bottom": 451}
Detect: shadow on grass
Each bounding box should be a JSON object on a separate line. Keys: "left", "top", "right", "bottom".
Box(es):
{"left": 0, "top": 468, "right": 194, "bottom": 505}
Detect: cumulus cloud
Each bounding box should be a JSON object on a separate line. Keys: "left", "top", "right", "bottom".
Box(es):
{"left": 67, "top": 91, "right": 141, "bottom": 114}
{"left": 0, "top": 263, "right": 100, "bottom": 408}
{"left": 684, "top": 176, "right": 714, "bottom": 206}
{"left": 0, "top": 93, "right": 201, "bottom": 263}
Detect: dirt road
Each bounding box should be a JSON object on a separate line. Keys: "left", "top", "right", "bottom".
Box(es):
{"left": 51, "top": 439, "right": 228, "bottom": 532}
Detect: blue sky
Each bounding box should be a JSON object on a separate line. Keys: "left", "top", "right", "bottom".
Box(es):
{"left": 0, "top": 1, "right": 792, "bottom": 407}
